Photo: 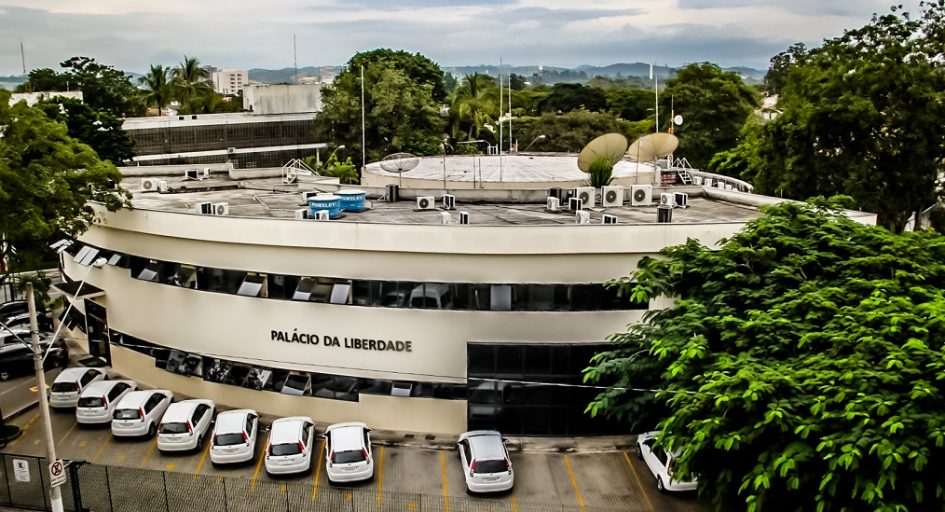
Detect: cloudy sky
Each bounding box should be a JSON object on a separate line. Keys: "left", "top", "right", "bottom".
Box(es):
{"left": 0, "top": 0, "right": 920, "bottom": 75}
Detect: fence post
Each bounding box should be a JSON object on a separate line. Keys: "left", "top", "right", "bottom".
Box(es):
{"left": 221, "top": 477, "right": 228, "bottom": 512}
{"left": 161, "top": 471, "right": 170, "bottom": 512}
{"left": 67, "top": 461, "right": 84, "bottom": 512}
{"left": 38, "top": 457, "right": 48, "bottom": 512}
{"left": 104, "top": 466, "right": 113, "bottom": 511}
{"left": 284, "top": 481, "right": 289, "bottom": 512}
{"left": 2, "top": 455, "right": 12, "bottom": 506}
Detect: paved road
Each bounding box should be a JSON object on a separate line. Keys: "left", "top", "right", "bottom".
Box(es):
{"left": 2, "top": 407, "right": 705, "bottom": 512}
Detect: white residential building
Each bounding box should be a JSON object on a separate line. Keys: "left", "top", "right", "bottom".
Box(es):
{"left": 211, "top": 69, "right": 249, "bottom": 95}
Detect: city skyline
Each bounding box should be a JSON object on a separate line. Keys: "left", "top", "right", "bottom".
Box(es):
{"left": 0, "top": 0, "right": 922, "bottom": 76}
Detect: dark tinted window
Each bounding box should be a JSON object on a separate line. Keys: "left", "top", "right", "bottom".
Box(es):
{"left": 160, "top": 422, "right": 188, "bottom": 434}
{"left": 474, "top": 459, "right": 509, "bottom": 474}
{"left": 270, "top": 443, "right": 301, "bottom": 456}
{"left": 107, "top": 384, "right": 128, "bottom": 401}
{"left": 52, "top": 382, "right": 78, "bottom": 393}
{"left": 80, "top": 370, "right": 99, "bottom": 387}
{"left": 78, "top": 396, "right": 104, "bottom": 408}
{"left": 333, "top": 450, "right": 366, "bottom": 463}
{"left": 114, "top": 409, "right": 141, "bottom": 420}
{"left": 215, "top": 433, "right": 245, "bottom": 446}
{"left": 192, "top": 404, "right": 209, "bottom": 423}
{"left": 144, "top": 394, "right": 165, "bottom": 412}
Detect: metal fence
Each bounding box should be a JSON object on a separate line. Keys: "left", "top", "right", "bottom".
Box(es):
{"left": 0, "top": 453, "right": 639, "bottom": 512}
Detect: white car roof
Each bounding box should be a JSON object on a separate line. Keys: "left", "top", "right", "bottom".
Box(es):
{"left": 326, "top": 422, "right": 367, "bottom": 451}
{"left": 115, "top": 390, "right": 167, "bottom": 409}
{"left": 215, "top": 409, "right": 257, "bottom": 434}
{"left": 162, "top": 399, "right": 213, "bottom": 423}
{"left": 270, "top": 416, "right": 313, "bottom": 444}
{"left": 459, "top": 430, "right": 506, "bottom": 460}
{"left": 79, "top": 380, "right": 134, "bottom": 397}
{"left": 55, "top": 367, "right": 95, "bottom": 382}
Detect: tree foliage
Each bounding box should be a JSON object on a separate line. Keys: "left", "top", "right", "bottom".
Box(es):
{"left": 0, "top": 90, "right": 129, "bottom": 271}
{"left": 448, "top": 73, "right": 499, "bottom": 142}
{"left": 17, "top": 57, "right": 145, "bottom": 117}
{"left": 661, "top": 63, "right": 758, "bottom": 169}
{"left": 139, "top": 65, "right": 174, "bottom": 116}
{"left": 585, "top": 198, "right": 945, "bottom": 511}
{"left": 514, "top": 111, "right": 649, "bottom": 153}
{"left": 318, "top": 49, "right": 447, "bottom": 167}
{"left": 537, "top": 83, "right": 607, "bottom": 114}
{"left": 171, "top": 56, "right": 214, "bottom": 114}
{"left": 35, "top": 97, "right": 135, "bottom": 164}
{"left": 736, "top": 3, "right": 945, "bottom": 232}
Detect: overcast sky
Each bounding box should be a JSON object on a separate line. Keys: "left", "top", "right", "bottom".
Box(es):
{"left": 0, "top": 0, "right": 920, "bottom": 76}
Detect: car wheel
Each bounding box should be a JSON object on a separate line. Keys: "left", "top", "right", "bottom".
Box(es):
{"left": 657, "top": 477, "right": 666, "bottom": 493}
{"left": 147, "top": 423, "right": 156, "bottom": 438}
{"left": 465, "top": 484, "right": 473, "bottom": 496}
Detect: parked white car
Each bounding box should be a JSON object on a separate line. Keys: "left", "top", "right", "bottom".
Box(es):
{"left": 111, "top": 390, "right": 173, "bottom": 438}
{"left": 157, "top": 399, "right": 215, "bottom": 452}
{"left": 210, "top": 409, "right": 259, "bottom": 465}
{"left": 265, "top": 416, "right": 315, "bottom": 475}
{"left": 49, "top": 368, "right": 107, "bottom": 408}
{"left": 75, "top": 380, "right": 136, "bottom": 425}
{"left": 636, "top": 431, "right": 698, "bottom": 493}
{"left": 325, "top": 422, "right": 374, "bottom": 484}
{"left": 457, "top": 430, "right": 514, "bottom": 494}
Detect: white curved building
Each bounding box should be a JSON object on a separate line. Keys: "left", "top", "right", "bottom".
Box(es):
{"left": 57, "top": 157, "right": 876, "bottom": 436}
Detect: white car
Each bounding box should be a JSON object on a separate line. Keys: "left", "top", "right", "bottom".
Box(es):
{"left": 457, "top": 430, "right": 514, "bottom": 494}
{"left": 265, "top": 416, "right": 315, "bottom": 475}
{"left": 324, "top": 422, "right": 374, "bottom": 484}
{"left": 157, "top": 399, "right": 215, "bottom": 452}
{"left": 210, "top": 409, "right": 259, "bottom": 465}
{"left": 49, "top": 368, "right": 107, "bottom": 408}
{"left": 636, "top": 431, "right": 698, "bottom": 493}
{"left": 111, "top": 390, "right": 173, "bottom": 438}
{"left": 75, "top": 380, "right": 136, "bottom": 425}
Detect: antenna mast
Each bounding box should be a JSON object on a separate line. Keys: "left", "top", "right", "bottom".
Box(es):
{"left": 20, "top": 41, "right": 26, "bottom": 75}
{"left": 293, "top": 34, "right": 298, "bottom": 84}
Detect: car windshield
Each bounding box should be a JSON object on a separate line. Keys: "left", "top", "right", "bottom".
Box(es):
{"left": 77, "top": 396, "right": 104, "bottom": 408}
{"left": 160, "top": 422, "right": 188, "bottom": 434}
{"left": 51, "top": 382, "right": 77, "bottom": 393}
{"left": 474, "top": 459, "right": 510, "bottom": 474}
{"left": 284, "top": 376, "right": 307, "bottom": 389}
{"left": 270, "top": 443, "right": 301, "bottom": 456}
{"left": 215, "top": 433, "right": 245, "bottom": 446}
{"left": 113, "top": 409, "right": 141, "bottom": 420}
{"left": 333, "top": 449, "right": 366, "bottom": 464}
{"left": 469, "top": 388, "right": 500, "bottom": 403}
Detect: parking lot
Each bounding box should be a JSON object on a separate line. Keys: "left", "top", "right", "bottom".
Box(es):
{"left": 2, "top": 405, "right": 705, "bottom": 512}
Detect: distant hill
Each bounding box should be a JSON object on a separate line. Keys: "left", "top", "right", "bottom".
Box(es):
{"left": 246, "top": 62, "right": 766, "bottom": 85}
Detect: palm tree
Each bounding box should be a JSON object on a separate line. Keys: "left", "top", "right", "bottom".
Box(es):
{"left": 172, "top": 56, "right": 212, "bottom": 112}
{"left": 449, "top": 74, "right": 499, "bottom": 142}
{"left": 138, "top": 65, "right": 172, "bottom": 116}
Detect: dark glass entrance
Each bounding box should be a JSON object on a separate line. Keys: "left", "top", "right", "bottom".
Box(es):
{"left": 84, "top": 299, "right": 111, "bottom": 365}
{"left": 466, "top": 343, "right": 624, "bottom": 436}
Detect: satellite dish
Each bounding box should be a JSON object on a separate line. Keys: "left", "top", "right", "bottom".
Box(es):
{"left": 673, "top": 115, "right": 684, "bottom": 126}
{"left": 627, "top": 133, "right": 679, "bottom": 162}
{"left": 380, "top": 153, "right": 420, "bottom": 173}
{"left": 577, "top": 133, "right": 629, "bottom": 173}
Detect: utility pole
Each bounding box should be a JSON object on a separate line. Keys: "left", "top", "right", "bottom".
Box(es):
{"left": 360, "top": 65, "right": 366, "bottom": 170}
{"left": 20, "top": 42, "right": 26, "bottom": 75}
{"left": 293, "top": 34, "right": 298, "bottom": 84}
{"left": 27, "top": 283, "right": 63, "bottom": 512}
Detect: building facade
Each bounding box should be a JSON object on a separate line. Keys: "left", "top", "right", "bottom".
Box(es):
{"left": 211, "top": 69, "right": 248, "bottom": 95}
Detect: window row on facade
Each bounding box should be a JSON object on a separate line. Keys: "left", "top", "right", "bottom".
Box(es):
{"left": 66, "top": 242, "right": 644, "bottom": 312}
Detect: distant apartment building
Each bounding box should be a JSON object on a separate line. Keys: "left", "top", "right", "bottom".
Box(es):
{"left": 243, "top": 84, "right": 322, "bottom": 115}
{"left": 211, "top": 69, "right": 248, "bottom": 95}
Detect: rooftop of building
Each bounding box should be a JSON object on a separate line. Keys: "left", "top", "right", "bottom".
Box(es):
{"left": 121, "top": 111, "right": 317, "bottom": 130}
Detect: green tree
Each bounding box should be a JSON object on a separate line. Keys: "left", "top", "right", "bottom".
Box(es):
{"left": 605, "top": 87, "right": 654, "bottom": 121}
{"left": 587, "top": 157, "right": 614, "bottom": 188}
{"left": 742, "top": 3, "right": 945, "bottom": 232}
{"left": 661, "top": 63, "right": 758, "bottom": 168}
{"left": 139, "top": 65, "right": 173, "bottom": 116}
{"left": 318, "top": 49, "right": 447, "bottom": 167}
{"left": 763, "top": 43, "right": 807, "bottom": 96}
{"left": 16, "top": 57, "right": 145, "bottom": 117}
{"left": 35, "top": 97, "right": 135, "bottom": 164}
{"left": 171, "top": 56, "right": 213, "bottom": 113}
{"left": 515, "top": 111, "right": 649, "bottom": 153}
{"left": 449, "top": 73, "right": 498, "bottom": 142}
{"left": 0, "top": 89, "right": 129, "bottom": 272}
{"left": 537, "top": 83, "right": 607, "bottom": 113}
{"left": 14, "top": 68, "right": 66, "bottom": 92}
{"left": 585, "top": 197, "right": 945, "bottom": 511}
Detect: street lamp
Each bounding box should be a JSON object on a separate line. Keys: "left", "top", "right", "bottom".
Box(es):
{"left": 30, "top": 256, "right": 106, "bottom": 512}
{"left": 524, "top": 134, "right": 547, "bottom": 152}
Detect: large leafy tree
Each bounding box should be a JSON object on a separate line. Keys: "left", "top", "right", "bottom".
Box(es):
{"left": 17, "top": 57, "right": 145, "bottom": 117}
{"left": 537, "top": 83, "right": 607, "bottom": 114}
{"left": 35, "top": 97, "right": 135, "bottom": 164}
{"left": 661, "top": 63, "right": 758, "bottom": 168}
{"left": 0, "top": 90, "right": 129, "bottom": 272}
{"left": 171, "top": 56, "right": 213, "bottom": 114}
{"left": 318, "top": 49, "right": 447, "bottom": 167}
{"left": 139, "top": 65, "right": 173, "bottom": 116}
{"left": 740, "top": 3, "right": 945, "bottom": 232}
{"left": 585, "top": 197, "right": 945, "bottom": 511}
{"left": 448, "top": 73, "right": 499, "bottom": 142}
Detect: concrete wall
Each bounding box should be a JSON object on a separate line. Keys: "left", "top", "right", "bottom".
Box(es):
{"left": 243, "top": 84, "right": 322, "bottom": 114}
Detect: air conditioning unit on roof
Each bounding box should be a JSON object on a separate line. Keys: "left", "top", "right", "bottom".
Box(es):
{"left": 574, "top": 186, "right": 595, "bottom": 208}
{"left": 294, "top": 209, "right": 309, "bottom": 219}
{"left": 546, "top": 197, "right": 560, "bottom": 212}
{"left": 602, "top": 185, "right": 624, "bottom": 207}
{"left": 575, "top": 210, "right": 591, "bottom": 224}
{"left": 314, "top": 210, "right": 330, "bottom": 221}
{"left": 630, "top": 184, "right": 652, "bottom": 206}
{"left": 659, "top": 193, "right": 675, "bottom": 206}
{"left": 141, "top": 178, "right": 159, "bottom": 191}
{"left": 211, "top": 202, "right": 229, "bottom": 216}
{"left": 196, "top": 202, "right": 212, "bottom": 215}
{"left": 442, "top": 194, "right": 456, "bottom": 210}
{"left": 417, "top": 196, "right": 435, "bottom": 210}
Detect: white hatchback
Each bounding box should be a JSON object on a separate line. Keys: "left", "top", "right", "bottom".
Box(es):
{"left": 111, "top": 390, "right": 173, "bottom": 438}
{"left": 636, "top": 431, "right": 698, "bottom": 493}
{"left": 157, "top": 399, "right": 215, "bottom": 452}
{"left": 210, "top": 409, "right": 259, "bottom": 465}
{"left": 50, "top": 368, "right": 107, "bottom": 409}
{"left": 265, "top": 416, "right": 315, "bottom": 476}
{"left": 75, "top": 380, "right": 136, "bottom": 425}
{"left": 325, "top": 422, "right": 374, "bottom": 484}
{"left": 457, "top": 430, "right": 514, "bottom": 494}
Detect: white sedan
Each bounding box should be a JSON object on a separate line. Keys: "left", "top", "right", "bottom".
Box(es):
{"left": 636, "top": 431, "right": 697, "bottom": 493}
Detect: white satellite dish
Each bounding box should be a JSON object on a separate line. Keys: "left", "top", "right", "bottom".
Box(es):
{"left": 380, "top": 153, "right": 420, "bottom": 187}
{"left": 673, "top": 115, "right": 684, "bottom": 126}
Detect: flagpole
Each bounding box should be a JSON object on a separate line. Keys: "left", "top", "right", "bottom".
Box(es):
{"left": 360, "top": 65, "right": 366, "bottom": 171}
